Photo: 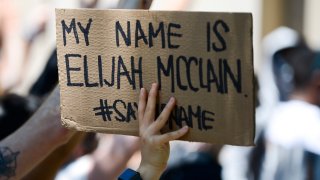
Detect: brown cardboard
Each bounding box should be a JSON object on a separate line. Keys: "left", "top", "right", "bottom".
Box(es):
{"left": 55, "top": 9, "right": 254, "bottom": 146}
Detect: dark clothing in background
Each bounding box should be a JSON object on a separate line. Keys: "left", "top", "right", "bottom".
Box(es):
{"left": 30, "top": 49, "right": 58, "bottom": 97}
{"left": 0, "top": 48, "right": 57, "bottom": 140}
{"left": 160, "top": 152, "right": 222, "bottom": 180}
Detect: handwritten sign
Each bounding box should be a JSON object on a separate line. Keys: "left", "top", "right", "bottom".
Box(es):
{"left": 55, "top": 9, "right": 254, "bottom": 145}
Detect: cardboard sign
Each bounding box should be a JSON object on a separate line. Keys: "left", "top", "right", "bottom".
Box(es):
{"left": 56, "top": 9, "right": 254, "bottom": 146}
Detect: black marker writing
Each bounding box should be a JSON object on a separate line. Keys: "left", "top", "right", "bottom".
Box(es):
{"left": 116, "top": 21, "right": 131, "bottom": 47}
{"left": 93, "top": 99, "right": 113, "bottom": 121}
{"left": 167, "top": 23, "right": 182, "bottom": 49}
{"left": 206, "top": 20, "right": 230, "bottom": 52}
{"left": 93, "top": 99, "right": 138, "bottom": 122}
{"left": 98, "top": 55, "right": 115, "bottom": 87}
{"left": 77, "top": 18, "right": 93, "bottom": 46}
{"left": 148, "top": 22, "right": 165, "bottom": 48}
{"left": 93, "top": 98, "right": 215, "bottom": 131}
{"left": 160, "top": 104, "right": 214, "bottom": 131}
{"left": 62, "top": 19, "right": 78, "bottom": 46}
{"left": 65, "top": 54, "right": 83, "bottom": 87}
{"left": 62, "top": 18, "right": 93, "bottom": 46}
{"left": 157, "top": 55, "right": 175, "bottom": 92}
{"left": 65, "top": 55, "right": 143, "bottom": 90}
{"left": 115, "top": 20, "right": 181, "bottom": 49}
{"left": 157, "top": 54, "right": 242, "bottom": 93}
{"left": 84, "top": 55, "right": 98, "bottom": 87}
{"left": 135, "top": 20, "right": 148, "bottom": 47}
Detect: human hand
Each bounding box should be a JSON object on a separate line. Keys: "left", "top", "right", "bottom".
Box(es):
{"left": 137, "top": 83, "right": 189, "bottom": 180}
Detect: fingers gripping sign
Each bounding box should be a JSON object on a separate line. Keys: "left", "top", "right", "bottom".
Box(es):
{"left": 137, "top": 83, "right": 189, "bottom": 180}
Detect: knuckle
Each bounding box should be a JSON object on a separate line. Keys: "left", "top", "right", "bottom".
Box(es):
{"left": 140, "top": 132, "right": 148, "bottom": 141}
{"left": 141, "top": 135, "right": 155, "bottom": 145}
{"left": 157, "top": 116, "right": 164, "bottom": 123}
{"left": 164, "top": 133, "right": 174, "bottom": 140}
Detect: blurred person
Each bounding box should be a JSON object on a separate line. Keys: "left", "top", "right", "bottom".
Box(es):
{"left": 261, "top": 43, "right": 320, "bottom": 180}
{"left": 219, "top": 76, "right": 260, "bottom": 180}
{"left": 87, "top": 135, "right": 139, "bottom": 180}
{"left": 0, "top": 0, "right": 49, "bottom": 94}
{"left": 0, "top": 0, "right": 52, "bottom": 95}
{"left": 246, "top": 29, "right": 303, "bottom": 180}
{"left": 247, "top": 28, "right": 310, "bottom": 180}
{"left": 219, "top": 27, "right": 301, "bottom": 180}
{"left": 56, "top": 134, "right": 139, "bottom": 180}
{"left": 258, "top": 26, "right": 301, "bottom": 131}
{"left": 0, "top": 0, "right": 25, "bottom": 94}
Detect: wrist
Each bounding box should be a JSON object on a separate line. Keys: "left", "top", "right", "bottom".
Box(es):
{"left": 137, "top": 163, "right": 165, "bottom": 180}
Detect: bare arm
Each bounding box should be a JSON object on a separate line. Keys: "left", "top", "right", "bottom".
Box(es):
{"left": 23, "top": 132, "right": 85, "bottom": 180}
{"left": 0, "top": 87, "right": 74, "bottom": 179}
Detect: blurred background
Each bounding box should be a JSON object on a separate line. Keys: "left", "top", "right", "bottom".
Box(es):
{"left": 3, "top": 0, "right": 320, "bottom": 95}
{"left": 1, "top": 0, "right": 320, "bottom": 179}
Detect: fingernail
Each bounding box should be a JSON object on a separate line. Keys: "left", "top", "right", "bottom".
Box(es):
{"left": 140, "top": 88, "right": 145, "bottom": 93}
{"left": 152, "top": 83, "right": 158, "bottom": 88}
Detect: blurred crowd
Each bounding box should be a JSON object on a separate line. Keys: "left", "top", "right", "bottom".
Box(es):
{"left": 1, "top": 0, "right": 320, "bottom": 180}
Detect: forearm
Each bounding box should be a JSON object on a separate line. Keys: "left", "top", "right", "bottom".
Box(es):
{"left": 0, "top": 86, "right": 74, "bottom": 179}
{"left": 0, "top": 132, "right": 57, "bottom": 179}
{"left": 23, "top": 132, "right": 85, "bottom": 180}
{"left": 0, "top": 113, "right": 71, "bottom": 179}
